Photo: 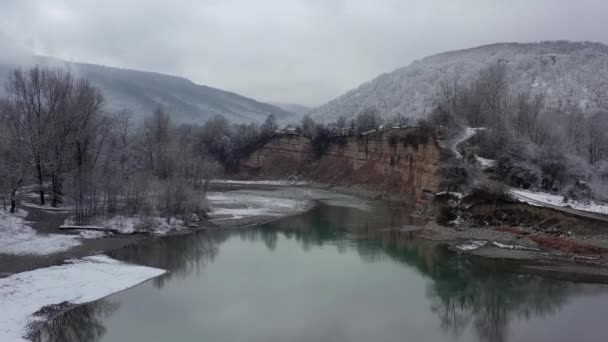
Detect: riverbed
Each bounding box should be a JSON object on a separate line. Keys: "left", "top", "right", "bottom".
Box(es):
{"left": 30, "top": 186, "right": 608, "bottom": 342}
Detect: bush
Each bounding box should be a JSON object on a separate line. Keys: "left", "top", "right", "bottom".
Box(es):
{"left": 468, "top": 179, "right": 512, "bottom": 202}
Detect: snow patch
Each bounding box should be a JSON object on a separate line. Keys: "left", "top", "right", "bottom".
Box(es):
{"left": 0, "top": 210, "right": 81, "bottom": 256}
{"left": 491, "top": 241, "right": 538, "bottom": 251}
{"left": 451, "top": 127, "right": 485, "bottom": 159}
{"left": 436, "top": 191, "right": 464, "bottom": 199}
{"left": 510, "top": 189, "right": 608, "bottom": 215}
{"left": 476, "top": 156, "right": 497, "bottom": 169}
{"left": 207, "top": 192, "right": 311, "bottom": 220}
{"left": 61, "top": 216, "right": 185, "bottom": 235}
{"left": 0, "top": 255, "right": 166, "bottom": 342}
{"left": 211, "top": 179, "right": 309, "bottom": 186}
{"left": 78, "top": 230, "right": 107, "bottom": 239}
{"left": 20, "top": 202, "right": 73, "bottom": 212}
{"left": 455, "top": 240, "right": 487, "bottom": 251}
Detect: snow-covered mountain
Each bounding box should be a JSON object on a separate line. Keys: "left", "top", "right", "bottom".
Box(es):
{"left": 310, "top": 41, "right": 608, "bottom": 121}
{"left": 0, "top": 56, "right": 294, "bottom": 125}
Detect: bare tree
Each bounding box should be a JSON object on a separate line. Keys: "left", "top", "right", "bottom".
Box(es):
{"left": 4, "top": 67, "right": 73, "bottom": 205}
{"left": 300, "top": 115, "right": 315, "bottom": 138}
{"left": 0, "top": 102, "right": 29, "bottom": 213}
{"left": 355, "top": 107, "right": 382, "bottom": 133}
{"left": 140, "top": 106, "right": 173, "bottom": 179}
{"left": 260, "top": 113, "right": 278, "bottom": 139}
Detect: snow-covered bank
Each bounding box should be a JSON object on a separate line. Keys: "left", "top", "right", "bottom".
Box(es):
{"left": 211, "top": 179, "right": 309, "bottom": 186}
{"left": 60, "top": 216, "right": 185, "bottom": 235}
{"left": 19, "top": 202, "right": 73, "bottom": 212}
{"left": 510, "top": 189, "right": 608, "bottom": 215}
{"left": 0, "top": 255, "right": 166, "bottom": 342}
{"left": 0, "top": 210, "right": 81, "bottom": 256}
{"left": 207, "top": 192, "right": 311, "bottom": 220}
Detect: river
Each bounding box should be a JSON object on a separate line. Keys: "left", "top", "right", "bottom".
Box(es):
{"left": 32, "top": 188, "right": 608, "bottom": 342}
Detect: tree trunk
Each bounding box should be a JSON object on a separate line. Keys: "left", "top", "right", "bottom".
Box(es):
{"left": 35, "top": 155, "right": 45, "bottom": 206}
{"left": 51, "top": 171, "right": 63, "bottom": 208}
{"left": 10, "top": 189, "right": 17, "bottom": 214}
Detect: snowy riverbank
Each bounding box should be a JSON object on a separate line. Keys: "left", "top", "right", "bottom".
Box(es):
{"left": 0, "top": 209, "right": 81, "bottom": 256}
{"left": 510, "top": 189, "right": 608, "bottom": 216}
{"left": 0, "top": 255, "right": 165, "bottom": 342}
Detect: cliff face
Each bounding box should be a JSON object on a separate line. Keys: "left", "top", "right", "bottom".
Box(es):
{"left": 240, "top": 128, "right": 441, "bottom": 203}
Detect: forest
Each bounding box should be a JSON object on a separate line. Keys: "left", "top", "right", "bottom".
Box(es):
{"left": 1, "top": 63, "right": 606, "bottom": 225}
{"left": 428, "top": 61, "right": 608, "bottom": 201}
{"left": 0, "top": 66, "right": 279, "bottom": 224}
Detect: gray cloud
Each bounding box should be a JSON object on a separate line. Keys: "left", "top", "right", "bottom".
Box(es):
{"left": 1, "top": 0, "right": 608, "bottom": 106}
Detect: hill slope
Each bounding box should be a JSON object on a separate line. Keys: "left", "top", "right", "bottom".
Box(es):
{"left": 0, "top": 56, "right": 294, "bottom": 124}
{"left": 310, "top": 41, "right": 608, "bottom": 121}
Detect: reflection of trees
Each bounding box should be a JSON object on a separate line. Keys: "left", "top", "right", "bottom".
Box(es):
{"left": 108, "top": 230, "right": 229, "bottom": 288}
{"left": 31, "top": 202, "right": 608, "bottom": 342}
{"left": 263, "top": 205, "right": 600, "bottom": 342}
{"left": 372, "top": 229, "right": 603, "bottom": 342}
{"left": 258, "top": 203, "right": 421, "bottom": 254}
{"left": 31, "top": 300, "right": 118, "bottom": 342}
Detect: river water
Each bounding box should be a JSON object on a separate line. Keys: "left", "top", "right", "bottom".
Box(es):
{"left": 33, "top": 190, "right": 608, "bottom": 342}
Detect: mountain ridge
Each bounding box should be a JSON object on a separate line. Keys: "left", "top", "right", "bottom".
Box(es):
{"left": 309, "top": 41, "right": 608, "bottom": 121}
{"left": 0, "top": 55, "right": 294, "bottom": 125}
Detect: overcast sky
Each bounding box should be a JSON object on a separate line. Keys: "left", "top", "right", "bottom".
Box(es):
{"left": 1, "top": 0, "right": 608, "bottom": 106}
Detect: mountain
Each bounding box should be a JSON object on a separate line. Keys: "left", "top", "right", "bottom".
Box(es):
{"left": 310, "top": 41, "right": 608, "bottom": 122}
{"left": 0, "top": 56, "right": 294, "bottom": 125}
{"left": 271, "top": 102, "right": 311, "bottom": 116}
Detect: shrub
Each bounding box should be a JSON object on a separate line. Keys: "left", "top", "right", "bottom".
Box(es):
{"left": 468, "top": 179, "right": 512, "bottom": 202}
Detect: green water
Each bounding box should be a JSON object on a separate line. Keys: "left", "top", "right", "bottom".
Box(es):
{"left": 34, "top": 200, "right": 608, "bottom": 342}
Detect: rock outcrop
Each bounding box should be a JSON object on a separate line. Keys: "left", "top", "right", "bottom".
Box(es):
{"left": 239, "top": 127, "right": 441, "bottom": 203}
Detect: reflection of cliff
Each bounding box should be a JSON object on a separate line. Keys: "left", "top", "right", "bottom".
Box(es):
{"left": 255, "top": 207, "right": 606, "bottom": 342}
{"left": 259, "top": 203, "right": 426, "bottom": 253}
{"left": 240, "top": 128, "right": 441, "bottom": 202}
{"left": 374, "top": 230, "right": 605, "bottom": 342}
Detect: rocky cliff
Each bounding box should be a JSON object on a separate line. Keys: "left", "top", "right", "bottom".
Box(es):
{"left": 239, "top": 127, "right": 441, "bottom": 203}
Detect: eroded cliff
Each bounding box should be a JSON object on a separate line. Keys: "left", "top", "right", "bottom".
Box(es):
{"left": 239, "top": 127, "right": 441, "bottom": 203}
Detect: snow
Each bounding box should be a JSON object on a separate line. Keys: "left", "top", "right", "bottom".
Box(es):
{"left": 211, "top": 179, "right": 309, "bottom": 186}
{"left": 78, "top": 230, "right": 107, "bottom": 239}
{"left": 19, "top": 202, "right": 73, "bottom": 212}
{"left": 476, "top": 156, "right": 497, "bottom": 169}
{"left": 0, "top": 210, "right": 81, "bottom": 256}
{"left": 510, "top": 189, "right": 608, "bottom": 215}
{"left": 491, "top": 241, "right": 539, "bottom": 251}
{"left": 61, "top": 216, "right": 185, "bottom": 235}
{"left": 0, "top": 255, "right": 166, "bottom": 342}
{"left": 207, "top": 192, "right": 309, "bottom": 220}
{"left": 436, "top": 191, "right": 464, "bottom": 199}
{"left": 455, "top": 240, "right": 487, "bottom": 251}
{"left": 451, "top": 127, "right": 483, "bottom": 159}
{"left": 310, "top": 41, "right": 608, "bottom": 122}
{"left": 360, "top": 129, "right": 377, "bottom": 136}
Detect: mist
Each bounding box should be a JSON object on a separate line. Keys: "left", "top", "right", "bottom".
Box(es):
{"left": 2, "top": 0, "right": 608, "bottom": 105}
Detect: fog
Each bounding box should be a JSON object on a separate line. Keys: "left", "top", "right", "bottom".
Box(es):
{"left": 1, "top": 0, "right": 608, "bottom": 105}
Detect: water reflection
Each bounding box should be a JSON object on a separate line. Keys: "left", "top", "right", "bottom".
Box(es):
{"left": 32, "top": 300, "right": 118, "bottom": 342}
{"left": 108, "top": 231, "right": 228, "bottom": 288}
{"left": 36, "top": 203, "right": 607, "bottom": 342}
{"left": 374, "top": 229, "right": 598, "bottom": 342}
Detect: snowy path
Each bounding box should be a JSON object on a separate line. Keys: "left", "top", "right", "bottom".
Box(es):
{"left": 0, "top": 210, "right": 81, "bottom": 256}
{"left": 0, "top": 255, "right": 165, "bottom": 342}
{"left": 210, "top": 179, "right": 309, "bottom": 186}
{"left": 451, "top": 127, "right": 482, "bottom": 159}
{"left": 509, "top": 189, "right": 608, "bottom": 222}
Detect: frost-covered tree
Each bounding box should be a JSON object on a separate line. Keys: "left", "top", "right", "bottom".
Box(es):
{"left": 261, "top": 114, "right": 278, "bottom": 139}
{"left": 355, "top": 107, "right": 382, "bottom": 133}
